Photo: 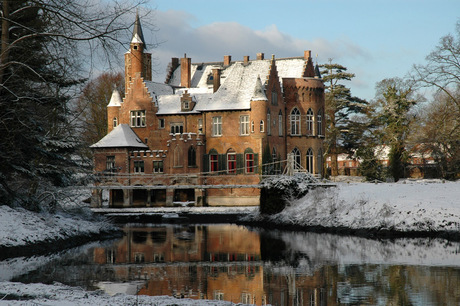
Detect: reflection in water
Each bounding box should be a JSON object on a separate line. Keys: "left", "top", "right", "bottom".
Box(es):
{"left": 7, "top": 224, "right": 460, "bottom": 305}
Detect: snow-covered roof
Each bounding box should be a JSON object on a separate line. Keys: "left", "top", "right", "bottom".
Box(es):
{"left": 155, "top": 56, "right": 309, "bottom": 113}
{"left": 107, "top": 89, "right": 122, "bottom": 107}
{"left": 90, "top": 124, "right": 148, "bottom": 149}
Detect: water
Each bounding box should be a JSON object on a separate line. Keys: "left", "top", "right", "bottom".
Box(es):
{"left": 4, "top": 224, "right": 460, "bottom": 305}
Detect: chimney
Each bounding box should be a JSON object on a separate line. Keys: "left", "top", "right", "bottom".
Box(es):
{"left": 304, "top": 50, "right": 312, "bottom": 60}
{"left": 181, "top": 53, "right": 191, "bottom": 88}
{"left": 244, "top": 55, "right": 250, "bottom": 65}
{"left": 212, "top": 68, "right": 221, "bottom": 93}
{"left": 224, "top": 55, "right": 231, "bottom": 66}
{"left": 257, "top": 53, "right": 264, "bottom": 60}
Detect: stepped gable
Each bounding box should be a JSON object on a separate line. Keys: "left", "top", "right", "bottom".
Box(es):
{"left": 90, "top": 124, "right": 148, "bottom": 148}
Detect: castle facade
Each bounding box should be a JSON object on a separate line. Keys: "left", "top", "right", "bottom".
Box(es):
{"left": 91, "top": 16, "right": 325, "bottom": 207}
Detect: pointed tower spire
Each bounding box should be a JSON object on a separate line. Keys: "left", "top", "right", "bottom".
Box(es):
{"left": 131, "top": 11, "right": 146, "bottom": 45}
{"left": 251, "top": 75, "right": 268, "bottom": 101}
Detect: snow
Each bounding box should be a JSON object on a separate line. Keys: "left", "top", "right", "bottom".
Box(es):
{"left": 251, "top": 179, "right": 460, "bottom": 233}
{"left": 0, "top": 282, "right": 234, "bottom": 305}
{"left": 0, "top": 206, "right": 113, "bottom": 248}
{"left": 89, "top": 124, "right": 148, "bottom": 149}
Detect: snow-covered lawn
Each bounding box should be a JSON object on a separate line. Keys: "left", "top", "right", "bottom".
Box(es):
{"left": 252, "top": 179, "right": 460, "bottom": 233}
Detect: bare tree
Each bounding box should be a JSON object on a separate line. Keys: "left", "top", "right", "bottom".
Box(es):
{"left": 0, "top": 0, "right": 148, "bottom": 209}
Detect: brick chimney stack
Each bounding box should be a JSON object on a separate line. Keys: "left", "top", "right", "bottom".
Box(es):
{"left": 181, "top": 54, "right": 191, "bottom": 88}
{"left": 304, "top": 50, "right": 312, "bottom": 60}
{"left": 244, "top": 55, "right": 250, "bottom": 65}
{"left": 212, "top": 68, "right": 221, "bottom": 93}
{"left": 224, "top": 55, "right": 231, "bottom": 66}
{"left": 257, "top": 53, "right": 264, "bottom": 60}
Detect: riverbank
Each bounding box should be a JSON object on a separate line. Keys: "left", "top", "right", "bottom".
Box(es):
{"left": 243, "top": 178, "right": 460, "bottom": 240}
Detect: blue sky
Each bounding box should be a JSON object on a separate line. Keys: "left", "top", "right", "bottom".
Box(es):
{"left": 141, "top": 0, "right": 459, "bottom": 101}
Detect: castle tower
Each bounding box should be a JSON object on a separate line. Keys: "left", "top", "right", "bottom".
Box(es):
{"left": 124, "top": 13, "right": 152, "bottom": 91}
{"left": 107, "top": 89, "right": 122, "bottom": 133}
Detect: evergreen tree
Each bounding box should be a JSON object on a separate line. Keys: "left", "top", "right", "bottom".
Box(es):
{"left": 321, "top": 60, "right": 368, "bottom": 176}
{"left": 373, "top": 78, "right": 417, "bottom": 182}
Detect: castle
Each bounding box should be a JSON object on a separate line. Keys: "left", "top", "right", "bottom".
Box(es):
{"left": 90, "top": 15, "right": 325, "bottom": 207}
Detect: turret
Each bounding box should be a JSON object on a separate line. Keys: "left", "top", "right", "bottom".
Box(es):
{"left": 125, "top": 13, "right": 152, "bottom": 90}
{"left": 107, "top": 89, "right": 122, "bottom": 133}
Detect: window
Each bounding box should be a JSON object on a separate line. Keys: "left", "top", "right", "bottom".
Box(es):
{"left": 292, "top": 148, "right": 301, "bottom": 169}
{"left": 188, "top": 146, "right": 196, "bottom": 167}
{"left": 134, "top": 252, "right": 145, "bottom": 263}
{"left": 210, "top": 153, "right": 218, "bottom": 172}
{"left": 278, "top": 111, "right": 283, "bottom": 136}
{"left": 174, "top": 146, "right": 182, "bottom": 167}
{"left": 245, "top": 153, "right": 254, "bottom": 173}
{"left": 134, "top": 160, "right": 144, "bottom": 173}
{"left": 306, "top": 148, "right": 314, "bottom": 173}
{"left": 317, "top": 110, "right": 323, "bottom": 136}
{"left": 183, "top": 101, "right": 189, "bottom": 109}
{"left": 170, "top": 122, "right": 183, "bottom": 134}
{"left": 198, "top": 118, "right": 203, "bottom": 134}
{"left": 290, "top": 108, "right": 301, "bottom": 135}
{"left": 306, "top": 108, "right": 314, "bottom": 135}
{"left": 251, "top": 121, "right": 254, "bottom": 133}
{"left": 267, "top": 111, "right": 271, "bottom": 135}
{"left": 159, "top": 118, "right": 165, "bottom": 129}
{"left": 227, "top": 151, "right": 236, "bottom": 174}
{"left": 259, "top": 120, "right": 264, "bottom": 133}
{"left": 153, "top": 161, "right": 163, "bottom": 173}
{"left": 130, "top": 110, "right": 146, "bottom": 127}
{"left": 212, "top": 116, "right": 222, "bottom": 136}
{"left": 113, "top": 117, "right": 118, "bottom": 128}
{"left": 240, "top": 115, "right": 250, "bottom": 135}
{"left": 271, "top": 91, "right": 278, "bottom": 105}
{"left": 106, "top": 156, "right": 115, "bottom": 172}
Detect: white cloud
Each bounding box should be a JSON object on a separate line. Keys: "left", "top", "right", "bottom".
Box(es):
{"left": 148, "top": 10, "right": 370, "bottom": 83}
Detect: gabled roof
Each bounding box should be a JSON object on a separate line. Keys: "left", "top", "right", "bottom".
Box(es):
{"left": 90, "top": 124, "right": 148, "bottom": 149}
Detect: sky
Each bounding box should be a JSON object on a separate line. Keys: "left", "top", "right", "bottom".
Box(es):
{"left": 137, "top": 0, "right": 460, "bottom": 101}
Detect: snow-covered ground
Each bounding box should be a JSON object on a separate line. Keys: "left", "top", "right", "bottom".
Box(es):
{"left": 250, "top": 179, "right": 460, "bottom": 233}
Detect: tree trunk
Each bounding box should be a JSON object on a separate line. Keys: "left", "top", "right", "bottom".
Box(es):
{"left": 0, "top": 0, "right": 10, "bottom": 86}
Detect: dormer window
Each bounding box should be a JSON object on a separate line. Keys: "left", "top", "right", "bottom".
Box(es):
{"left": 184, "top": 101, "right": 189, "bottom": 110}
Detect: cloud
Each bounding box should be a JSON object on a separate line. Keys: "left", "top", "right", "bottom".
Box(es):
{"left": 145, "top": 10, "right": 371, "bottom": 87}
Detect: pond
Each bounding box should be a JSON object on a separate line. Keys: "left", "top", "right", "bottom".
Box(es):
{"left": 3, "top": 223, "right": 460, "bottom": 305}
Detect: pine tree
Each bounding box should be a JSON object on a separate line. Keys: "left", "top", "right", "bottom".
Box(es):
{"left": 321, "top": 60, "right": 368, "bottom": 176}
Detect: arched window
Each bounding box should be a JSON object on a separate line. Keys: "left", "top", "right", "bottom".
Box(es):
{"left": 113, "top": 117, "right": 118, "bottom": 128}
{"left": 306, "top": 108, "right": 314, "bottom": 135}
{"left": 188, "top": 146, "right": 196, "bottom": 167}
{"left": 317, "top": 109, "right": 323, "bottom": 136}
{"left": 267, "top": 109, "right": 271, "bottom": 135}
{"left": 291, "top": 148, "right": 301, "bottom": 169}
{"left": 278, "top": 110, "right": 283, "bottom": 136}
{"left": 174, "top": 146, "right": 182, "bottom": 167}
{"left": 290, "top": 108, "right": 301, "bottom": 135}
{"left": 306, "top": 148, "right": 314, "bottom": 173}
{"left": 227, "top": 149, "right": 236, "bottom": 174}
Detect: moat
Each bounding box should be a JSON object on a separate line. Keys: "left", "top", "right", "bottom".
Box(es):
{"left": 4, "top": 223, "right": 460, "bottom": 305}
